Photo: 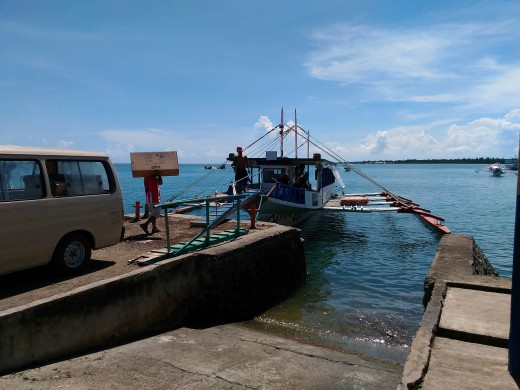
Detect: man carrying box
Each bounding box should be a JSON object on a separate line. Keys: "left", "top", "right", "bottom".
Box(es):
{"left": 140, "top": 173, "right": 162, "bottom": 235}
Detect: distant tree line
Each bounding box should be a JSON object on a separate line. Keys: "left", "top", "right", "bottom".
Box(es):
{"left": 352, "top": 157, "right": 516, "bottom": 164}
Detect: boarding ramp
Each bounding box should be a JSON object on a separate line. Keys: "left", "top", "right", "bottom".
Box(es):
{"left": 137, "top": 194, "right": 249, "bottom": 265}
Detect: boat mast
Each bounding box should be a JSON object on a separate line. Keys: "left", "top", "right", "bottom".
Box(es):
{"left": 307, "top": 129, "right": 310, "bottom": 158}
{"left": 294, "top": 109, "right": 298, "bottom": 158}
{"left": 279, "top": 107, "right": 284, "bottom": 158}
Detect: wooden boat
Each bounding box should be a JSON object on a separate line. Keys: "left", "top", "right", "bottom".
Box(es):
{"left": 237, "top": 154, "right": 344, "bottom": 225}
{"left": 222, "top": 109, "right": 450, "bottom": 234}
{"left": 475, "top": 162, "right": 514, "bottom": 176}
{"left": 158, "top": 109, "right": 449, "bottom": 234}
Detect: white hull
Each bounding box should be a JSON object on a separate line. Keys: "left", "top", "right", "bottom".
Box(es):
{"left": 255, "top": 184, "right": 335, "bottom": 226}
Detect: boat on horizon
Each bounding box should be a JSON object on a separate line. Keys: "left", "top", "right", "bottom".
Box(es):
{"left": 504, "top": 158, "right": 518, "bottom": 171}
{"left": 475, "top": 162, "right": 514, "bottom": 177}
{"left": 204, "top": 164, "right": 225, "bottom": 170}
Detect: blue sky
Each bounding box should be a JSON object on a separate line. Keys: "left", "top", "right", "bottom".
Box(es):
{"left": 1, "top": 0, "right": 520, "bottom": 163}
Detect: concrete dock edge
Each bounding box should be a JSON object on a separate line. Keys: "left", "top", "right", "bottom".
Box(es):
{"left": 398, "top": 234, "right": 513, "bottom": 389}
{"left": 0, "top": 224, "right": 305, "bottom": 375}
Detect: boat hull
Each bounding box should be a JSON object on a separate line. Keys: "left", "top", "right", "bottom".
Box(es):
{"left": 258, "top": 210, "right": 316, "bottom": 226}
{"left": 257, "top": 198, "right": 317, "bottom": 225}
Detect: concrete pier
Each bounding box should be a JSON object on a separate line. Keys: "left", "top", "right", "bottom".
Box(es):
{"left": 0, "top": 219, "right": 402, "bottom": 389}
{"left": 0, "top": 223, "right": 306, "bottom": 375}
{"left": 399, "top": 234, "right": 518, "bottom": 389}
{"left": 1, "top": 225, "right": 516, "bottom": 388}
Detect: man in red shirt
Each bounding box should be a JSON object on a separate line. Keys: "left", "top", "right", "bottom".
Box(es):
{"left": 140, "top": 173, "right": 163, "bottom": 235}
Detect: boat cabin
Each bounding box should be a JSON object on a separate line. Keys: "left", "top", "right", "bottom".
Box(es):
{"left": 229, "top": 151, "right": 342, "bottom": 208}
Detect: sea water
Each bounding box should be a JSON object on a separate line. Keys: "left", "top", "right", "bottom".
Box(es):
{"left": 115, "top": 163, "right": 516, "bottom": 363}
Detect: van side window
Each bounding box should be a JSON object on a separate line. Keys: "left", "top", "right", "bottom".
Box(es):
{"left": 0, "top": 160, "right": 45, "bottom": 201}
{"left": 46, "top": 160, "right": 114, "bottom": 197}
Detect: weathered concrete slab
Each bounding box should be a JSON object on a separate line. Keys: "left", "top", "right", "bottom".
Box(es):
{"left": 399, "top": 234, "right": 513, "bottom": 389}
{"left": 439, "top": 287, "right": 510, "bottom": 343}
{"left": 421, "top": 337, "right": 517, "bottom": 390}
{"left": 0, "top": 324, "right": 403, "bottom": 390}
{"left": 0, "top": 224, "right": 306, "bottom": 375}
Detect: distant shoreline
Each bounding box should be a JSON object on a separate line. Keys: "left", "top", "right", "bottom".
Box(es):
{"left": 351, "top": 158, "right": 518, "bottom": 165}
{"left": 115, "top": 158, "right": 518, "bottom": 166}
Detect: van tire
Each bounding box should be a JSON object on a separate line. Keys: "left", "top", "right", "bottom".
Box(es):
{"left": 51, "top": 233, "right": 92, "bottom": 272}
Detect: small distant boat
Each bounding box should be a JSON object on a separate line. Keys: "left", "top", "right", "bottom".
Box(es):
{"left": 489, "top": 162, "right": 505, "bottom": 176}
{"left": 343, "top": 163, "right": 351, "bottom": 172}
{"left": 475, "top": 162, "right": 512, "bottom": 176}
{"left": 204, "top": 164, "right": 226, "bottom": 170}
{"left": 504, "top": 158, "right": 518, "bottom": 171}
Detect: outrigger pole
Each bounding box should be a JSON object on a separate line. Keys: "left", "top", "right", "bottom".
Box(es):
{"left": 287, "top": 124, "right": 449, "bottom": 233}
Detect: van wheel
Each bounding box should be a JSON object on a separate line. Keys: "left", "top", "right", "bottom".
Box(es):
{"left": 52, "top": 233, "right": 92, "bottom": 272}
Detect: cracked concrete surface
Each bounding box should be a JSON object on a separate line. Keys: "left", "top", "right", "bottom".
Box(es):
{"left": 0, "top": 324, "right": 402, "bottom": 389}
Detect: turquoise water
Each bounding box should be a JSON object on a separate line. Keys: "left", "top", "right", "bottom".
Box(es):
{"left": 115, "top": 163, "right": 517, "bottom": 363}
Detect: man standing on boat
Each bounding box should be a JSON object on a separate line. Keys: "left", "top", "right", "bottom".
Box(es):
{"left": 232, "top": 146, "right": 250, "bottom": 194}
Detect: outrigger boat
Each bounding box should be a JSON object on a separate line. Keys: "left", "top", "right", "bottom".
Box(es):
{"left": 475, "top": 162, "right": 513, "bottom": 177}
{"left": 232, "top": 153, "right": 345, "bottom": 226}
{"left": 217, "top": 109, "right": 451, "bottom": 234}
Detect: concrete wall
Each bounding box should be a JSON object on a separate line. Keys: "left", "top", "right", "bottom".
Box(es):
{"left": 423, "top": 234, "right": 499, "bottom": 306}
{"left": 0, "top": 224, "right": 306, "bottom": 375}
{"left": 399, "top": 234, "right": 509, "bottom": 389}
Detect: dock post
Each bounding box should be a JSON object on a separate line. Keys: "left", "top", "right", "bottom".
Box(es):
{"left": 249, "top": 204, "right": 257, "bottom": 229}
{"left": 509, "top": 137, "right": 520, "bottom": 379}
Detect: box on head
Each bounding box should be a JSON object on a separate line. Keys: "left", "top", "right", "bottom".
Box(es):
{"left": 130, "top": 151, "right": 179, "bottom": 177}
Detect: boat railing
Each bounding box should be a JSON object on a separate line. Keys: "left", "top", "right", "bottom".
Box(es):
{"left": 271, "top": 182, "right": 305, "bottom": 204}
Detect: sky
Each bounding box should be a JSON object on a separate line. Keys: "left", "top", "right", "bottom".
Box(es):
{"left": 1, "top": 0, "right": 520, "bottom": 163}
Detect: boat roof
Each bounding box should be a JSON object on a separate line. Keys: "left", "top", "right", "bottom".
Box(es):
{"left": 245, "top": 156, "right": 338, "bottom": 168}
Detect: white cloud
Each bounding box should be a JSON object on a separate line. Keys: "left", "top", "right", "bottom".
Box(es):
{"left": 100, "top": 128, "right": 238, "bottom": 163}
{"left": 304, "top": 21, "right": 520, "bottom": 109}
{"left": 254, "top": 116, "right": 274, "bottom": 134}
{"left": 466, "top": 67, "right": 520, "bottom": 110}
{"left": 342, "top": 110, "right": 520, "bottom": 160}
{"left": 57, "top": 140, "right": 74, "bottom": 148}
{"left": 505, "top": 109, "right": 520, "bottom": 122}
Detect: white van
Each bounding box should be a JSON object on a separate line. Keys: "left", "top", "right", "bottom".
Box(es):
{"left": 0, "top": 146, "right": 124, "bottom": 275}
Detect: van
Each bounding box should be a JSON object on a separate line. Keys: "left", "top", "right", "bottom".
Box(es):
{"left": 0, "top": 146, "right": 124, "bottom": 276}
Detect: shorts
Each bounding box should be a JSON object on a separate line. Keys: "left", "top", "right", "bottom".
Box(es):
{"left": 149, "top": 202, "right": 160, "bottom": 218}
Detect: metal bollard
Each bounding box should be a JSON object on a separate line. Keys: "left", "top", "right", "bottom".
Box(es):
{"left": 249, "top": 204, "right": 257, "bottom": 229}
{"left": 133, "top": 201, "right": 142, "bottom": 219}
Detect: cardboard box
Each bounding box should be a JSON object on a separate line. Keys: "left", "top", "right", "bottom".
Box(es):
{"left": 130, "top": 151, "right": 179, "bottom": 177}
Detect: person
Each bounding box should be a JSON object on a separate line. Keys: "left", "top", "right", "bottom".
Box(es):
{"left": 231, "top": 146, "right": 250, "bottom": 194}
{"left": 279, "top": 168, "right": 290, "bottom": 185}
{"left": 140, "top": 173, "right": 163, "bottom": 235}
{"left": 294, "top": 171, "right": 310, "bottom": 190}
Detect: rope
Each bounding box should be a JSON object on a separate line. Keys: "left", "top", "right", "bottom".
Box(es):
{"left": 165, "top": 118, "right": 407, "bottom": 208}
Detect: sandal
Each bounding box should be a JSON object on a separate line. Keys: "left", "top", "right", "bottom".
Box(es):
{"left": 140, "top": 223, "right": 149, "bottom": 235}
